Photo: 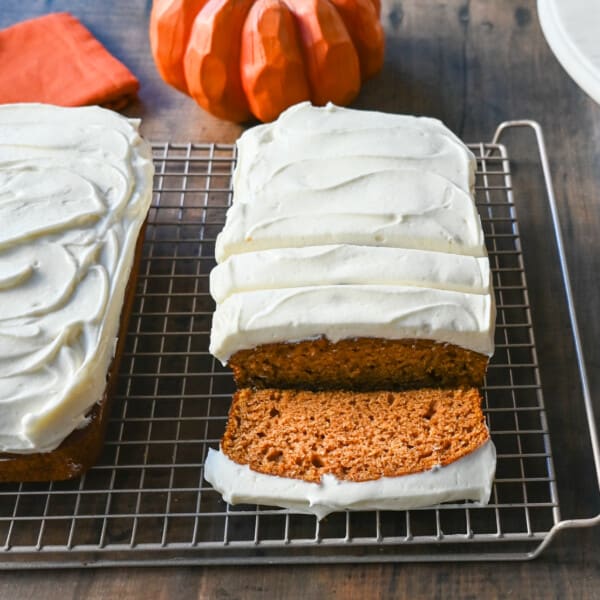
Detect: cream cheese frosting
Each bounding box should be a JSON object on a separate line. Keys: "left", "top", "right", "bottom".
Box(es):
{"left": 210, "top": 284, "right": 495, "bottom": 362}
{"left": 0, "top": 103, "right": 153, "bottom": 454}
{"left": 233, "top": 101, "right": 475, "bottom": 202}
{"left": 204, "top": 440, "right": 497, "bottom": 520}
{"left": 217, "top": 102, "right": 482, "bottom": 262}
{"left": 210, "top": 244, "right": 491, "bottom": 303}
{"left": 209, "top": 102, "right": 495, "bottom": 364}
{"left": 215, "top": 167, "right": 485, "bottom": 262}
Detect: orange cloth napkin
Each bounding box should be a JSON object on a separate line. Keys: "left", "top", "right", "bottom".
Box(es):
{"left": 0, "top": 12, "right": 139, "bottom": 110}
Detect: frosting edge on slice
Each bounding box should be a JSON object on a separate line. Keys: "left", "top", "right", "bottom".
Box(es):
{"left": 209, "top": 284, "right": 496, "bottom": 363}
{"left": 204, "top": 440, "right": 496, "bottom": 520}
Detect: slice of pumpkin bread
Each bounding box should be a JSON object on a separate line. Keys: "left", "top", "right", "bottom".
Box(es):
{"left": 204, "top": 387, "right": 495, "bottom": 518}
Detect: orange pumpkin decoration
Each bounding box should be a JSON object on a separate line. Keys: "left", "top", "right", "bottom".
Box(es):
{"left": 150, "top": 0, "right": 384, "bottom": 122}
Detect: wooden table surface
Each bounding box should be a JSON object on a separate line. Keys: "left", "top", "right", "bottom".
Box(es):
{"left": 2, "top": 1, "right": 600, "bottom": 597}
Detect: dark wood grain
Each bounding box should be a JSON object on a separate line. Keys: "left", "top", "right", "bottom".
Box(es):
{"left": 1, "top": 0, "right": 599, "bottom": 597}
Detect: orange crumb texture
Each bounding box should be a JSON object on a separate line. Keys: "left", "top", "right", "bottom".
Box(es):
{"left": 222, "top": 387, "right": 490, "bottom": 484}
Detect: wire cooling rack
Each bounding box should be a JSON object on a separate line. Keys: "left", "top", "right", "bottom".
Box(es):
{"left": 1, "top": 122, "right": 598, "bottom": 567}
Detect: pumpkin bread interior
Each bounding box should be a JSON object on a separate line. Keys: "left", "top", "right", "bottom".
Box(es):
{"left": 222, "top": 387, "right": 490, "bottom": 484}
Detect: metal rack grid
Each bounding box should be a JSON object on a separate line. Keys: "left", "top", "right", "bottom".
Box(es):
{"left": 1, "top": 122, "right": 598, "bottom": 567}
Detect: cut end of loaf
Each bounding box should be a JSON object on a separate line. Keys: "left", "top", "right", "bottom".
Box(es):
{"left": 229, "top": 337, "right": 489, "bottom": 391}
{"left": 222, "top": 387, "right": 490, "bottom": 484}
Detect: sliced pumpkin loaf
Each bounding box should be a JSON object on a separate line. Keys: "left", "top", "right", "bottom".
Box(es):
{"left": 204, "top": 387, "right": 496, "bottom": 518}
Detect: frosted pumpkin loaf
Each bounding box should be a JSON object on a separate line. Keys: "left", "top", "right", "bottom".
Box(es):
{"left": 209, "top": 102, "right": 495, "bottom": 390}
{"left": 0, "top": 103, "right": 154, "bottom": 481}
{"left": 204, "top": 387, "right": 496, "bottom": 519}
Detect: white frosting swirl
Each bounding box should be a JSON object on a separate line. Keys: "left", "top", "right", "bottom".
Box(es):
{"left": 210, "top": 244, "right": 491, "bottom": 303}
{"left": 217, "top": 102, "right": 482, "bottom": 262}
{"left": 215, "top": 167, "right": 485, "bottom": 262}
{"left": 210, "top": 103, "right": 495, "bottom": 364}
{"left": 233, "top": 101, "right": 475, "bottom": 201}
{"left": 204, "top": 441, "right": 496, "bottom": 520}
{"left": 0, "top": 104, "right": 153, "bottom": 454}
{"left": 210, "top": 284, "right": 495, "bottom": 362}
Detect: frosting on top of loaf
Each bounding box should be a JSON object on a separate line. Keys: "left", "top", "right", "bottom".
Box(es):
{"left": 0, "top": 104, "right": 153, "bottom": 454}
{"left": 233, "top": 101, "right": 475, "bottom": 201}
{"left": 209, "top": 102, "right": 495, "bottom": 363}
{"left": 210, "top": 244, "right": 491, "bottom": 304}
{"left": 217, "top": 102, "right": 482, "bottom": 262}
{"left": 210, "top": 284, "right": 495, "bottom": 359}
